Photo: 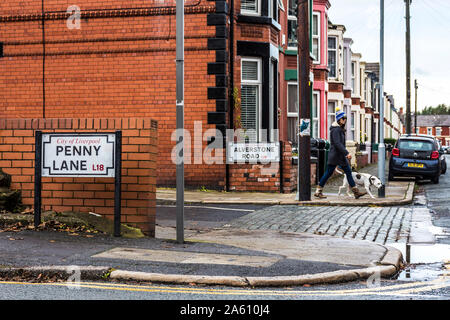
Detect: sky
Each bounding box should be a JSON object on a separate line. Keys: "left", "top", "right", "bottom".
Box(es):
{"left": 328, "top": 0, "right": 450, "bottom": 113}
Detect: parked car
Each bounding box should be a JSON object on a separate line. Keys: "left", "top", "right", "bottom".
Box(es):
{"left": 389, "top": 135, "right": 443, "bottom": 184}
{"left": 443, "top": 146, "right": 450, "bottom": 154}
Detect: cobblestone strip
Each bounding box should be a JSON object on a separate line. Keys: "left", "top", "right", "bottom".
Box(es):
{"left": 325, "top": 207, "right": 358, "bottom": 236}
{"left": 285, "top": 209, "right": 312, "bottom": 233}
{"left": 302, "top": 206, "right": 344, "bottom": 233}
{"left": 348, "top": 206, "right": 370, "bottom": 226}
{"left": 227, "top": 204, "right": 413, "bottom": 245}
{"left": 377, "top": 207, "right": 397, "bottom": 244}
{"left": 386, "top": 207, "right": 406, "bottom": 243}
{"left": 335, "top": 207, "right": 360, "bottom": 231}
{"left": 394, "top": 207, "right": 407, "bottom": 241}
{"left": 292, "top": 206, "right": 333, "bottom": 233}
{"left": 359, "top": 207, "right": 381, "bottom": 240}
{"left": 237, "top": 207, "right": 284, "bottom": 230}
{"left": 363, "top": 207, "right": 389, "bottom": 242}
{"left": 395, "top": 208, "right": 411, "bottom": 243}
{"left": 338, "top": 207, "right": 366, "bottom": 239}
{"left": 373, "top": 207, "right": 399, "bottom": 243}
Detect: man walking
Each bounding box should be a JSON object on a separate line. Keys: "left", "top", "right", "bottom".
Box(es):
{"left": 314, "top": 111, "right": 367, "bottom": 199}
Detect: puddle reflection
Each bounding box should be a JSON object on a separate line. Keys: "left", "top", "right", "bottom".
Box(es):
{"left": 385, "top": 242, "right": 450, "bottom": 281}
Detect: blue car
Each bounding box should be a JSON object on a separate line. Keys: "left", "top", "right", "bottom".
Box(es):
{"left": 388, "top": 135, "right": 442, "bottom": 184}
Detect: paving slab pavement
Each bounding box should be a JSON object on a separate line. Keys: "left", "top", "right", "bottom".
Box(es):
{"left": 157, "top": 180, "right": 414, "bottom": 206}
{"left": 157, "top": 163, "right": 414, "bottom": 206}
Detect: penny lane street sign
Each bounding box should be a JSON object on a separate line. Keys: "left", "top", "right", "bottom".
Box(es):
{"left": 35, "top": 131, "right": 123, "bottom": 236}
{"left": 227, "top": 142, "right": 280, "bottom": 163}
{"left": 42, "top": 133, "right": 116, "bottom": 177}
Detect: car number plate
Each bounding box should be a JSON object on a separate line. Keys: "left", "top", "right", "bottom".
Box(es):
{"left": 407, "top": 163, "right": 424, "bottom": 168}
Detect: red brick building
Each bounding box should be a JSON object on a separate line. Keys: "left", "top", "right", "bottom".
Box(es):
{"left": 405, "top": 115, "right": 450, "bottom": 146}
{"left": 0, "top": 0, "right": 319, "bottom": 193}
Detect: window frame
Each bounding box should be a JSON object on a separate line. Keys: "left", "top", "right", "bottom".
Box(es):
{"left": 312, "top": 91, "right": 320, "bottom": 138}
{"left": 327, "top": 101, "right": 336, "bottom": 136}
{"left": 270, "top": 0, "right": 279, "bottom": 22}
{"left": 436, "top": 127, "right": 442, "bottom": 137}
{"left": 241, "top": 0, "right": 261, "bottom": 16}
{"left": 241, "top": 57, "right": 262, "bottom": 142}
{"left": 312, "top": 12, "right": 321, "bottom": 64}
{"left": 287, "top": 0, "right": 298, "bottom": 50}
{"left": 351, "top": 111, "right": 356, "bottom": 141}
{"left": 287, "top": 82, "right": 299, "bottom": 143}
{"left": 351, "top": 61, "right": 356, "bottom": 93}
{"left": 364, "top": 77, "right": 368, "bottom": 101}
{"left": 328, "top": 36, "right": 337, "bottom": 79}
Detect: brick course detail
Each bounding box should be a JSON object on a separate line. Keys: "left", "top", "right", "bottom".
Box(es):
{"left": 0, "top": 117, "right": 157, "bottom": 236}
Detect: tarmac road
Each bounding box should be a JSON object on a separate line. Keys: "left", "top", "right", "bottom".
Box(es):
{"left": 156, "top": 204, "right": 267, "bottom": 231}
{"left": 0, "top": 278, "right": 448, "bottom": 301}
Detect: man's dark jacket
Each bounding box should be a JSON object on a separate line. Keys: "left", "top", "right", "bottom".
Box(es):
{"left": 328, "top": 121, "right": 350, "bottom": 167}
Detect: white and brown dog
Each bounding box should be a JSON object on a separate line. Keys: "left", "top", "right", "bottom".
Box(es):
{"left": 336, "top": 168, "right": 382, "bottom": 199}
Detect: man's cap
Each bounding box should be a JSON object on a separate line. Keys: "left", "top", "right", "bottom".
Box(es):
{"left": 336, "top": 111, "right": 347, "bottom": 121}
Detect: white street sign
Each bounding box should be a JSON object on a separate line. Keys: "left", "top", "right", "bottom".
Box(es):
{"left": 42, "top": 133, "right": 116, "bottom": 177}
{"left": 227, "top": 142, "right": 280, "bottom": 163}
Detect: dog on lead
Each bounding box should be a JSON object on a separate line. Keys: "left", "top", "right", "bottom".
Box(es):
{"left": 336, "top": 168, "right": 383, "bottom": 199}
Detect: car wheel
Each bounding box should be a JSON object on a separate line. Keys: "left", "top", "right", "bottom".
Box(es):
{"left": 432, "top": 174, "right": 440, "bottom": 184}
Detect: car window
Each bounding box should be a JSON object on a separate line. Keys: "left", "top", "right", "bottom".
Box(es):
{"left": 398, "top": 140, "right": 434, "bottom": 151}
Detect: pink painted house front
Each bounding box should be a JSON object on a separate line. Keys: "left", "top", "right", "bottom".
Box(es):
{"left": 312, "top": 0, "right": 331, "bottom": 140}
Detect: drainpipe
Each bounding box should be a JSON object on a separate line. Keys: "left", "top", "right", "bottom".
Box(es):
{"left": 226, "top": 0, "right": 234, "bottom": 192}
{"left": 42, "top": 0, "right": 46, "bottom": 118}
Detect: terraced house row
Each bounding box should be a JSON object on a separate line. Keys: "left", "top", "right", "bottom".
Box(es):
{"left": 1, "top": 0, "right": 404, "bottom": 195}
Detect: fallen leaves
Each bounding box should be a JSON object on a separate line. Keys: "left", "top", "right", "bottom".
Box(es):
{"left": 0, "top": 219, "right": 105, "bottom": 237}
{"left": 8, "top": 237, "right": 24, "bottom": 241}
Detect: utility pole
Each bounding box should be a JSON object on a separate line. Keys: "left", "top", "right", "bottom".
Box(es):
{"left": 414, "top": 79, "right": 418, "bottom": 133}
{"left": 296, "top": 0, "right": 311, "bottom": 201}
{"left": 378, "top": 0, "right": 386, "bottom": 198}
{"left": 176, "top": 0, "right": 185, "bottom": 244}
{"left": 405, "top": 0, "right": 412, "bottom": 134}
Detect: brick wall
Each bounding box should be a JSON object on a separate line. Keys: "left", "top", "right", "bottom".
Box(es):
{"left": 356, "top": 152, "right": 369, "bottom": 169}
{"left": 0, "top": 0, "right": 319, "bottom": 192}
{"left": 371, "top": 152, "right": 378, "bottom": 164}
{"left": 0, "top": 0, "right": 224, "bottom": 188}
{"left": 0, "top": 117, "right": 157, "bottom": 236}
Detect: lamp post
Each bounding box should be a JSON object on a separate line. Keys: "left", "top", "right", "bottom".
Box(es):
{"left": 176, "top": 0, "right": 185, "bottom": 244}
{"left": 378, "top": 0, "right": 386, "bottom": 198}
